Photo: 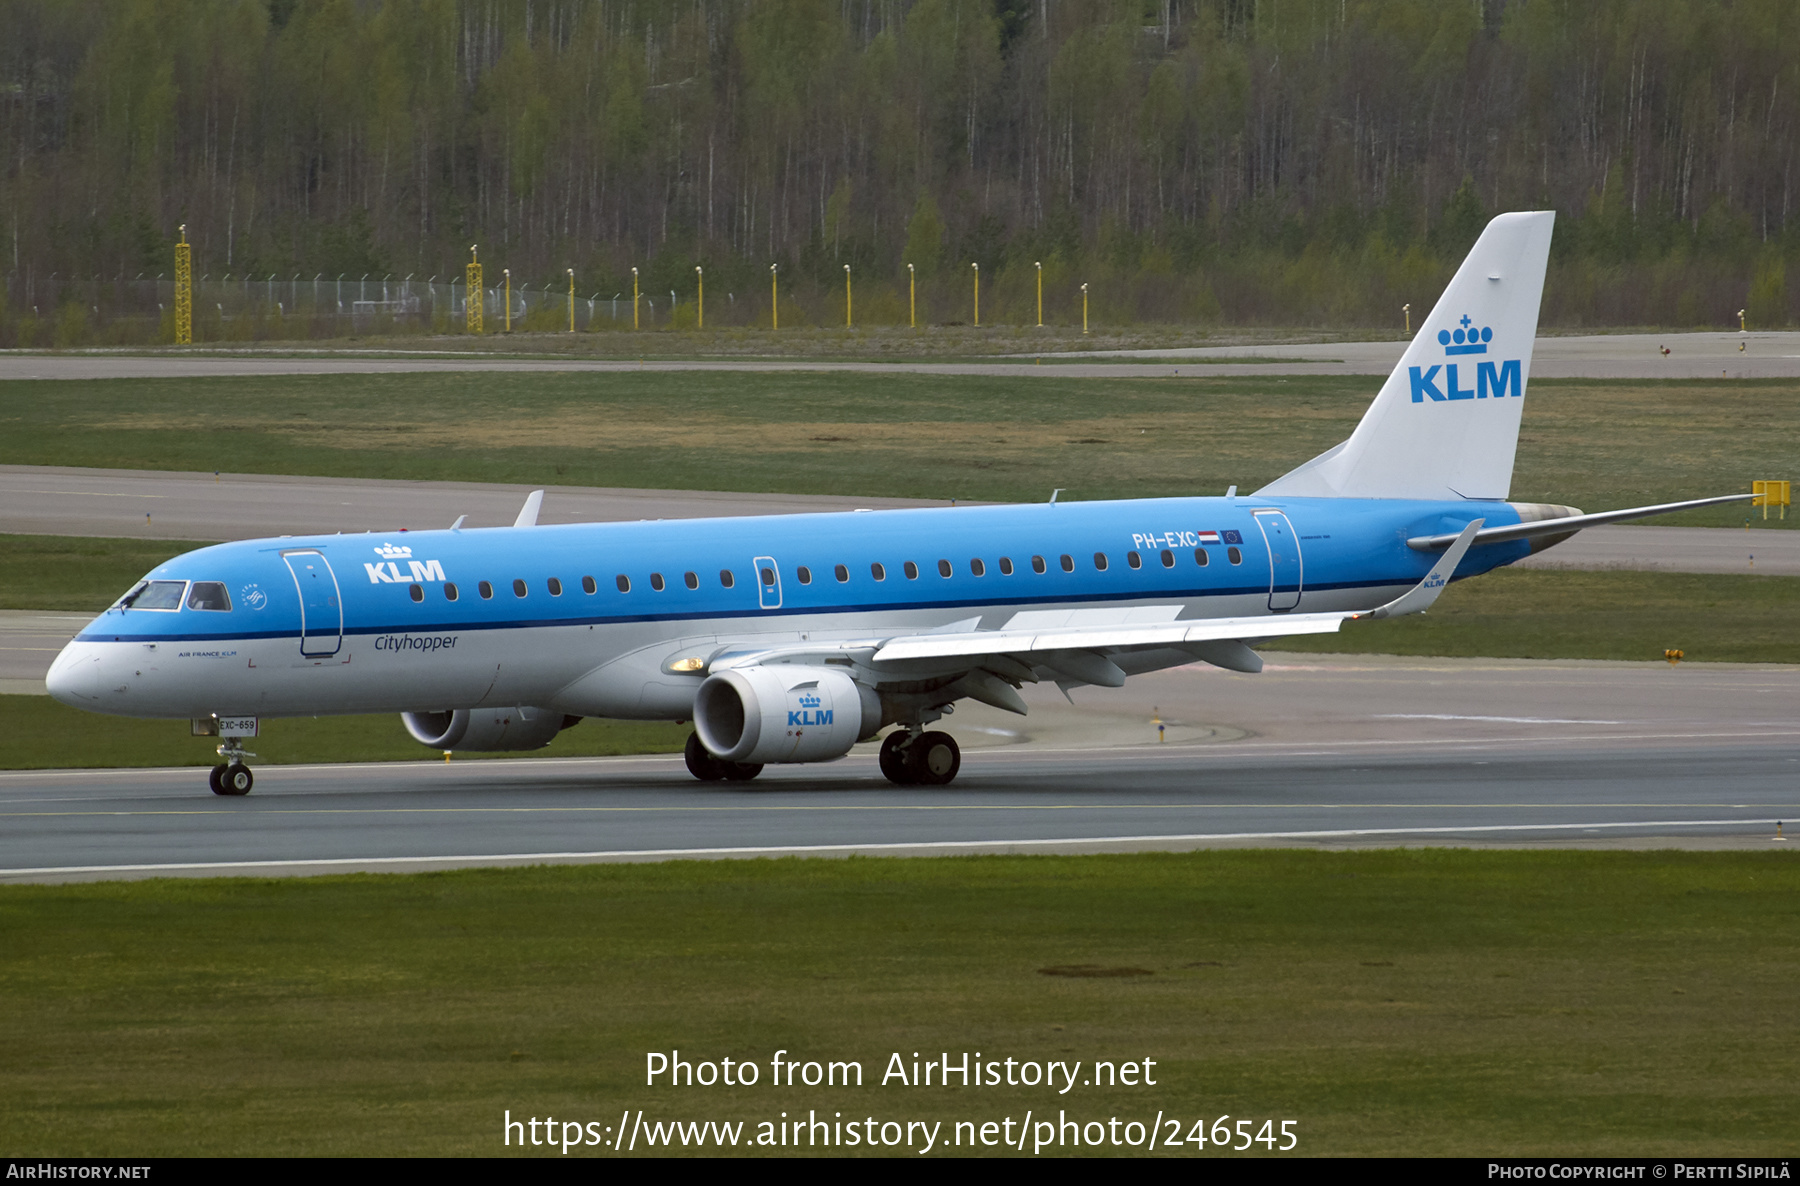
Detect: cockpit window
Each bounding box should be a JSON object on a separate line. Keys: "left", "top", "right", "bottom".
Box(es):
{"left": 120, "top": 580, "right": 186, "bottom": 611}
{"left": 186, "top": 581, "right": 231, "bottom": 611}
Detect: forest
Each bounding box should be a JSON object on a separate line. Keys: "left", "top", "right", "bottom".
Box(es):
{"left": 1, "top": 0, "right": 1796, "bottom": 341}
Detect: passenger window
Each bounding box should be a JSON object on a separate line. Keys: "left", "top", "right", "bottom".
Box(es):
{"left": 512, "top": 579, "right": 527, "bottom": 598}
{"left": 581, "top": 575, "right": 597, "bottom": 594}
{"left": 1060, "top": 554, "right": 1074, "bottom": 573}
{"left": 760, "top": 567, "right": 775, "bottom": 586}
{"left": 871, "top": 562, "right": 886, "bottom": 581}
{"left": 186, "top": 581, "right": 231, "bottom": 611}
{"left": 1093, "top": 552, "right": 1109, "bottom": 571}
{"left": 797, "top": 566, "right": 813, "bottom": 585}
{"left": 616, "top": 574, "right": 631, "bottom": 593}
{"left": 1194, "top": 549, "right": 1210, "bottom": 567}
{"left": 1126, "top": 551, "right": 1141, "bottom": 570}
{"left": 122, "top": 580, "right": 185, "bottom": 611}
{"left": 999, "top": 557, "right": 1014, "bottom": 575}
{"left": 444, "top": 583, "right": 459, "bottom": 601}
{"left": 1031, "top": 555, "right": 1047, "bottom": 574}
{"left": 651, "top": 573, "right": 666, "bottom": 591}
{"left": 970, "top": 558, "right": 986, "bottom": 577}
{"left": 1161, "top": 550, "right": 1175, "bottom": 568}
{"left": 719, "top": 570, "right": 735, "bottom": 588}
{"left": 1227, "top": 546, "right": 1242, "bottom": 565}
{"left": 684, "top": 571, "right": 699, "bottom": 590}
{"left": 904, "top": 561, "right": 919, "bottom": 580}
{"left": 937, "top": 559, "right": 953, "bottom": 578}
{"left": 834, "top": 564, "right": 848, "bottom": 583}
{"left": 479, "top": 580, "right": 494, "bottom": 599}
{"left": 409, "top": 584, "right": 423, "bottom": 602}
{"left": 547, "top": 577, "right": 563, "bottom": 596}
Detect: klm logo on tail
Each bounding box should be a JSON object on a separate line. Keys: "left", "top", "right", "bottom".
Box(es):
{"left": 1409, "top": 314, "right": 1521, "bottom": 403}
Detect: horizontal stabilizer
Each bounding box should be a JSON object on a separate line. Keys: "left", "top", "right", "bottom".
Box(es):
{"left": 1406, "top": 494, "right": 1753, "bottom": 551}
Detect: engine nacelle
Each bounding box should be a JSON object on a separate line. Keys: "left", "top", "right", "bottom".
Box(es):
{"left": 693, "top": 665, "right": 879, "bottom": 765}
{"left": 402, "top": 706, "right": 573, "bottom": 752}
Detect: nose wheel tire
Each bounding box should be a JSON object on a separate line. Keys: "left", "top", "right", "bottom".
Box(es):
{"left": 880, "top": 730, "right": 961, "bottom": 786}
{"left": 210, "top": 763, "right": 253, "bottom": 796}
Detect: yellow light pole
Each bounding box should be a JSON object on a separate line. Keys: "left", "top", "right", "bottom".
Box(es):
{"left": 770, "top": 264, "right": 778, "bottom": 330}
{"left": 1081, "top": 283, "right": 1089, "bottom": 335}
{"left": 631, "top": 267, "right": 639, "bottom": 330}
{"left": 844, "top": 264, "right": 852, "bottom": 327}
{"left": 1739, "top": 308, "right": 1748, "bottom": 332}
{"left": 173, "top": 224, "right": 192, "bottom": 345}
{"left": 503, "top": 269, "right": 511, "bottom": 332}
{"left": 1403, "top": 302, "right": 1411, "bottom": 335}
{"left": 696, "top": 266, "right": 704, "bottom": 330}
{"left": 1035, "top": 261, "right": 1043, "bottom": 327}
{"left": 971, "top": 262, "right": 980, "bottom": 327}
{"left": 907, "top": 262, "right": 916, "bottom": 329}
{"left": 567, "top": 269, "right": 575, "bottom": 332}
{"left": 465, "top": 245, "right": 483, "bottom": 334}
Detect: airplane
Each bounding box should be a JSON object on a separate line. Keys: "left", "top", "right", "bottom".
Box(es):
{"left": 46, "top": 211, "right": 1750, "bottom": 795}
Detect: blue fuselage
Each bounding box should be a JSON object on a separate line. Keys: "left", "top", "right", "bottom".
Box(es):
{"left": 48, "top": 495, "right": 1529, "bottom": 721}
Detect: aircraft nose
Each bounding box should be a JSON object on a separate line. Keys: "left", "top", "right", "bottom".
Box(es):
{"left": 45, "top": 639, "right": 109, "bottom": 707}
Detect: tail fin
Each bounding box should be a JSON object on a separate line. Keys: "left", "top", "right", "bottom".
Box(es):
{"left": 1257, "top": 211, "right": 1555, "bottom": 501}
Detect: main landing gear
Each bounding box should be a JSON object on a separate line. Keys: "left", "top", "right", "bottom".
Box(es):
{"left": 208, "top": 738, "right": 255, "bottom": 796}
{"left": 684, "top": 733, "right": 764, "bottom": 782}
{"left": 879, "top": 729, "right": 961, "bottom": 786}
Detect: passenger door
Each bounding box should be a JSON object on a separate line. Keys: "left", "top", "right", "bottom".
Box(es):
{"left": 1252, "top": 511, "right": 1303, "bottom": 611}
{"left": 282, "top": 550, "right": 344, "bottom": 656}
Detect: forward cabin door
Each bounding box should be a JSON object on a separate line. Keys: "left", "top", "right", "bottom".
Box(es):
{"left": 282, "top": 550, "right": 344, "bottom": 657}
{"left": 1252, "top": 511, "right": 1303, "bottom": 611}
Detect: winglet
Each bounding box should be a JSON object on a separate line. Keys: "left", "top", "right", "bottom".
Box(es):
{"left": 1359, "top": 519, "right": 1483, "bottom": 620}
{"left": 449, "top": 514, "right": 467, "bottom": 531}
{"left": 513, "top": 490, "right": 545, "bottom": 528}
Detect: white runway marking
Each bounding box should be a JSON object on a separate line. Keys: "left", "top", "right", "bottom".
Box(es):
{"left": 1376, "top": 713, "right": 1625, "bottom": 725}
{"left": 0, "top": 817, "right": 1784, "bottom": 879}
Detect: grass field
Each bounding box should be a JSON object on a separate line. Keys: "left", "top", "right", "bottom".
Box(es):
{"left": 1265, "top": 567, "right": 1800, "bottom": 664}
{"left": 0, "top": 372, "right": 1792, "bottom": 526}
{"left": 2, "top": 850, "right": 1795, "bottom": 1156}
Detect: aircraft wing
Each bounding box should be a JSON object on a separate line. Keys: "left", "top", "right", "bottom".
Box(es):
{"left": 869, "top": 606, "right": 1347, "bottom": 662}
{"left": 713, "top": 522, "right": 1483, "bottom": 692}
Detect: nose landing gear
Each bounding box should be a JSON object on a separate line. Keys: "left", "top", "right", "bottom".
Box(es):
{"left": 208, "top": 738, "right": 256, "bottom": 796}
{"left": 879, "top": 728, "right": 961, "bottom": 786}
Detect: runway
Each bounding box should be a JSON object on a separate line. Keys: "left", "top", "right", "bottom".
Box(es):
{"left": 5, "top": 657, "right": 1795, "bottom": 882}
{"left": 3, "top": 329, "right": 1799, "bottom": 380}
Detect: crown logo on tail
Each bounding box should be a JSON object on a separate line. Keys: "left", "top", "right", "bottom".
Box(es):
{"left": 1440, "top": 314, "right": 1492, "bottom": 356}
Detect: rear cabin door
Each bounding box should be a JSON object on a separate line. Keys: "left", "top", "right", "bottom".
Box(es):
{"left": 1252, "top": 511, "right": 1303, "bottom": 612}
{"left": 282, "top": 550, "right": 344, "bottom": 656}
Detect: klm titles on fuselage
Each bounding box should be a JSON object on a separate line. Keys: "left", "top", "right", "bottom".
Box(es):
{"left": 1409, "top": 315, "right": 1522, "bottom": 403}
{"left": 364, "top": 543, "right": 446, "bottom": 585}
